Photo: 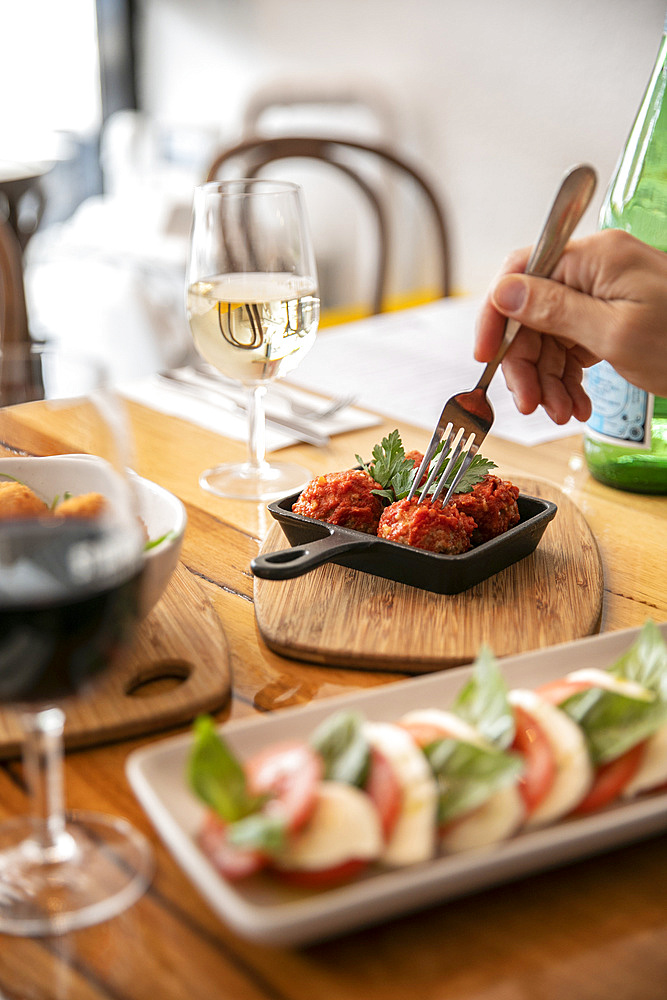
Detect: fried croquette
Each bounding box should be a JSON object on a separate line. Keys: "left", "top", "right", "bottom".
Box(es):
{"left": 293, "top": 469, "right": 384, "bottom": 534}
{"left": 54, "top": 492, "right": 108, "bottom": 520}
{"left": 0, "top": 482, "right": 50, "bottom": 519}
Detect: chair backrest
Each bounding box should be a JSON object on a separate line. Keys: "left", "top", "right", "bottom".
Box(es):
{"left": 205, "top": 136, "right": 450, "bottom": 315}
{"left": 0, "top": 218, "right": 29, "bottom": 346}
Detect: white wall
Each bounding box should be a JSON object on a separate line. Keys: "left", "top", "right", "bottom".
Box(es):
{"left": 136, "top": 0, "right": 665, "bottom": 296}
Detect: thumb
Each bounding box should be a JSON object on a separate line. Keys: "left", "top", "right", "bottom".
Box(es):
{"left": 491, "top": 273, "right": 601, "bottom": 351}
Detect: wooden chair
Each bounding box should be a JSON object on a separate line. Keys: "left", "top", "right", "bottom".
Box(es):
{"left": 0, "top": 218, "right": 44, "bottom": 403}
{"left": 205, "top": 136, "right": 451, "bottom": 315}
{"left": 0, "top": 217, "right": 29, "bottom": 346}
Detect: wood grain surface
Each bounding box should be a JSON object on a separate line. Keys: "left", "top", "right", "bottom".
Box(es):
{"left": 0, "top": 563, "right": 231, "bottom": 759}
{"left": 254, "top": 476, "right": 603, "bottom": 670}
{"left": 2, "top": 372, "right": 667, "bottom": 1000}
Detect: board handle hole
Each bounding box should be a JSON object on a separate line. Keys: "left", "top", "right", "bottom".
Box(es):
{"left": 125, "top": 660, "right": 192, "bottom": 698}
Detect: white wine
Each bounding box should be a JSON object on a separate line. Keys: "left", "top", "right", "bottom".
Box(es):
{"left": 187, "top": 272, "right": 320, "bottom": 384}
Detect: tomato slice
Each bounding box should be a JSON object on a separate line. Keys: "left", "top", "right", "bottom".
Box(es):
{"left": 245, "top": 740, "right": 323, "bottom": 833}
{"left": 275, "top": 858, "right": 369, "bottom": 889}
{"left": 536, "top": 678, "right": 593, "bottom": 705}
{"left": 573, "top": 741, "right": 646, "bottom": 814}
{"left": 397, "top": 720, "right": 447, "bottom": 748}
{"left": 364, "top": 747, "right": 402, "bottom": 842}
{"left": 511, "top": 704, "right": 556, "bottom": 814}
{"left": 198, "top": 812, "right": 266, "bottom": 881}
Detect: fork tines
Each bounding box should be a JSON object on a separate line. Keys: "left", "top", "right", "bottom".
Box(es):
{"left": 407, "top": 424, "right": 479, "bottom": 507}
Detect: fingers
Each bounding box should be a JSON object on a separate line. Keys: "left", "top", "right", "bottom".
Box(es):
{"left": 499, "top": 329, "right": 591, "bottom": 425}
{"left": 535, "top": 336, "right": 581, "bottom": 425}
{"left": 563, "top": 354, "right": 593, "bottom": 422}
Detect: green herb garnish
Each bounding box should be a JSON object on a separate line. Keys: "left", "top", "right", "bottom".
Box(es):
{"left": 556, "top": 621, "right": 667, "bottom": 764}
{"left": 188, "top": 715, "right": 266, "bottom": 823}
{"left": 144, "top": 530, "right": 177, "bottom": 552}
{"left": 310, "top": 710, "right": 370, "bottom": 786}
{"left": 357, "top": 430, "right": 496, "bottom": 503}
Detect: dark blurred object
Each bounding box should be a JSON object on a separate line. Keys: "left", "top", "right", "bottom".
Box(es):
{"left": 0, "top": 218, "right": 29, "bottom": 345}
{"left": 0, "top": 219, "right": 42, "bottom": 400}
{"left": 0, "top": 162, "right": 48, "bottom": 255}
{"left": 205, "top": 136, "right": 451, "bottom": 315}
{"left": 96, "top": 0, "right": 138, "bottom": 126}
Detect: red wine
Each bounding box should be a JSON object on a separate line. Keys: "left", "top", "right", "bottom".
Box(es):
{"left": 0, "top": 521, "right": 141, "bottom": 703}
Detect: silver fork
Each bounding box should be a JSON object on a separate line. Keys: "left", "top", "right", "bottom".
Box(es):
{"left": 270, "top": 386, "right": 357, "bottom": 420}
{"left": 407, "top": 163, "right": 597, "bottom": 506}
{"left": 193, "top": 363, "right": 356, "bottom": 422}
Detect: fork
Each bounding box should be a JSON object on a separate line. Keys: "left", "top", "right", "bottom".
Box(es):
{"left": 193, "top": 363, "right": 356, "bottom": 421}
{"left": 270, "top": 386, "right": 357, "bottom": 420}
{"left": 407, "top": 163, "right": 597, "bottom": 507}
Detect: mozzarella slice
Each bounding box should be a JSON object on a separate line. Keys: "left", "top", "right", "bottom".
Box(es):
{"left": 509, "top": 688, "right": 592, "bottom": 826}
{"left": 273, "top": 781, "right": 382, "bottom": 872}
{"left": 363, "top": 721, "right": 438, "bottom": 866}
{"left": 566, "top": 668, "right": 654, "bottom": 702}
{"left": 399, "top": 708, "right": 484, "bottom": 746}
{"left": 440, "top": 783, "right": 525, "bottom": 853}
{"left": 622, "top": 721, "right": 667, "bottom": 798}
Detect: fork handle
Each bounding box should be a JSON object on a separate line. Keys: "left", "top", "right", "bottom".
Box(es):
{"left": 476, "top": 163, "right": 597, "bottom": 392}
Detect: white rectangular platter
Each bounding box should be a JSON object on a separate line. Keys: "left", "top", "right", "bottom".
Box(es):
{"left": 126, "top": 622, "right": 667, "bottom": 947}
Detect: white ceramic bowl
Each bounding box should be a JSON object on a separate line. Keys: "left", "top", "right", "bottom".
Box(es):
{"left": 0, "top": 454, "right": 186, "bottom": 618}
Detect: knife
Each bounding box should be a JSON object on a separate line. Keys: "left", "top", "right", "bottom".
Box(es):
{"left": 157, "top": 370, "right": 330, "bottom": 448}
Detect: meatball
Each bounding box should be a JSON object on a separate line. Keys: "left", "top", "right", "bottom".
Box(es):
{"left": 0, "top": 482, "right": 49, "bottom": 519}
{"left": 451, "top": 474, "right": 520, "bottom": 545}
{"left": 377, "top": 497, "right": 475, "bottom": 554}
{"left": 293, "top": 469, "right": 384, "bottom": 534}
{"left": 54, "top": 492, "right": 107, "bottom": 520}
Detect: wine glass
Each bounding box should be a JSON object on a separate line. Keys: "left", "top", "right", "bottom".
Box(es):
{"left": 0, "top": 342, "right": 154, "bottom": 936}
{"left": 186, "top": 178, "right": 320, "bottom": 500}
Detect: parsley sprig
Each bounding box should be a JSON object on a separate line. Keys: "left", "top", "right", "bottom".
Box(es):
{"left": 356, "top": 430, "right": 496, "bottom": 504}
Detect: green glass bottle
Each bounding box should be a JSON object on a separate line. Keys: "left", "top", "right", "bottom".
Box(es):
{"left": 583, "top": 14, "right": 667, "bottom": 494}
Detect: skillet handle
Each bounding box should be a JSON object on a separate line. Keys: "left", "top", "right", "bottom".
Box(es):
{"left": 251, "top": 532, "right": 375, "bottom": 580}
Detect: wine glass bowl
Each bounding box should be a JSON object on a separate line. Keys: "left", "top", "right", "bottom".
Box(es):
{"left": 186, "top": 179, "right": 320, "bottom": 500}
{"left": 0, "top": 342, "right": 154, "bottom": 935}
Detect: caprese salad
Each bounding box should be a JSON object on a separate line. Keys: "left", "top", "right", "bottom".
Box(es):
{"left": 187, "top": 620, "right": 667, "bottom": 886}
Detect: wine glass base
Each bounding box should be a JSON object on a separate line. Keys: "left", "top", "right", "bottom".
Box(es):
{"left": 0, "top": 810, "right": 154, "bottom": 936}
{"left": 199, "top": 460, "right": 312, "bottom": 501}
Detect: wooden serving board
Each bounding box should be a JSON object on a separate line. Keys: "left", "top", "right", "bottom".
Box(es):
{"left": 0, "top": 563, "right": 231, "bottom": 759}
{"left": 254, "top": 476, "right": 603, "bottom": 672}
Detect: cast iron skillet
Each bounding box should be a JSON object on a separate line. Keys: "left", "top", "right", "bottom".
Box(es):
{"left": 251, "top": 491, "right": 557, "bottom": 595}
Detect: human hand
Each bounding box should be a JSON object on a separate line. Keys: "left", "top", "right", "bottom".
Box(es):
{"left": 475, "top": 229, "right": 667, "bottom": 424}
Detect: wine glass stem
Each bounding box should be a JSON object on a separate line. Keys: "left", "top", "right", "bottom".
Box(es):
{"left": 247, "top": 384, "right": 268, "bottom": 471}
{"left": 22, "top": 707, "right": 74, "bottom": 861}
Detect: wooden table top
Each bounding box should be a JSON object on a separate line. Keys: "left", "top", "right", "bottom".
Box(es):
{"left": 1, "top": 389, "right": 666, "bottom": 1000}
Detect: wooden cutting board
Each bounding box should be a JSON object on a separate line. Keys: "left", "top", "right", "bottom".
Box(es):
{"left": 254, "top": 476, "right": 603, "bottom": 672}
{"left": 0, "top": 563, "right": 231, "bottom": 759}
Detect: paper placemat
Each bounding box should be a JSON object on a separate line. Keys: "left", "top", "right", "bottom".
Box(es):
{"left": 288, "top": 298, "right": 581, "bottom": 446}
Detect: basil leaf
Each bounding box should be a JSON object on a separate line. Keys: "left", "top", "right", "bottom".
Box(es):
{"left": 557, "top": 621, "right": 667, "bottom": 764}
{"left": 188, "top": 715, "right": 264, "bottom": 822}
{"left": 226, "top": 811, "right": 287, "bottom": 853}
{"left": 452, "top": 645, "right": 515, "bottom": 750}
{"left": 425, "top": 737, "right": 524, "bottom": 826}
{"left": 609, "top": 620, "right": 667, "bottom": 699}
{"left": 561, "top": 688, "right": 667, "bottom": 765}
{"left": 310, "top": 710, "right": 370, "bottom": 786}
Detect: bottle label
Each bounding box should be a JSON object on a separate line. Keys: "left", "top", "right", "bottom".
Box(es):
{"left": 584, "top": 362, "right": 653, "bottom": 447}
